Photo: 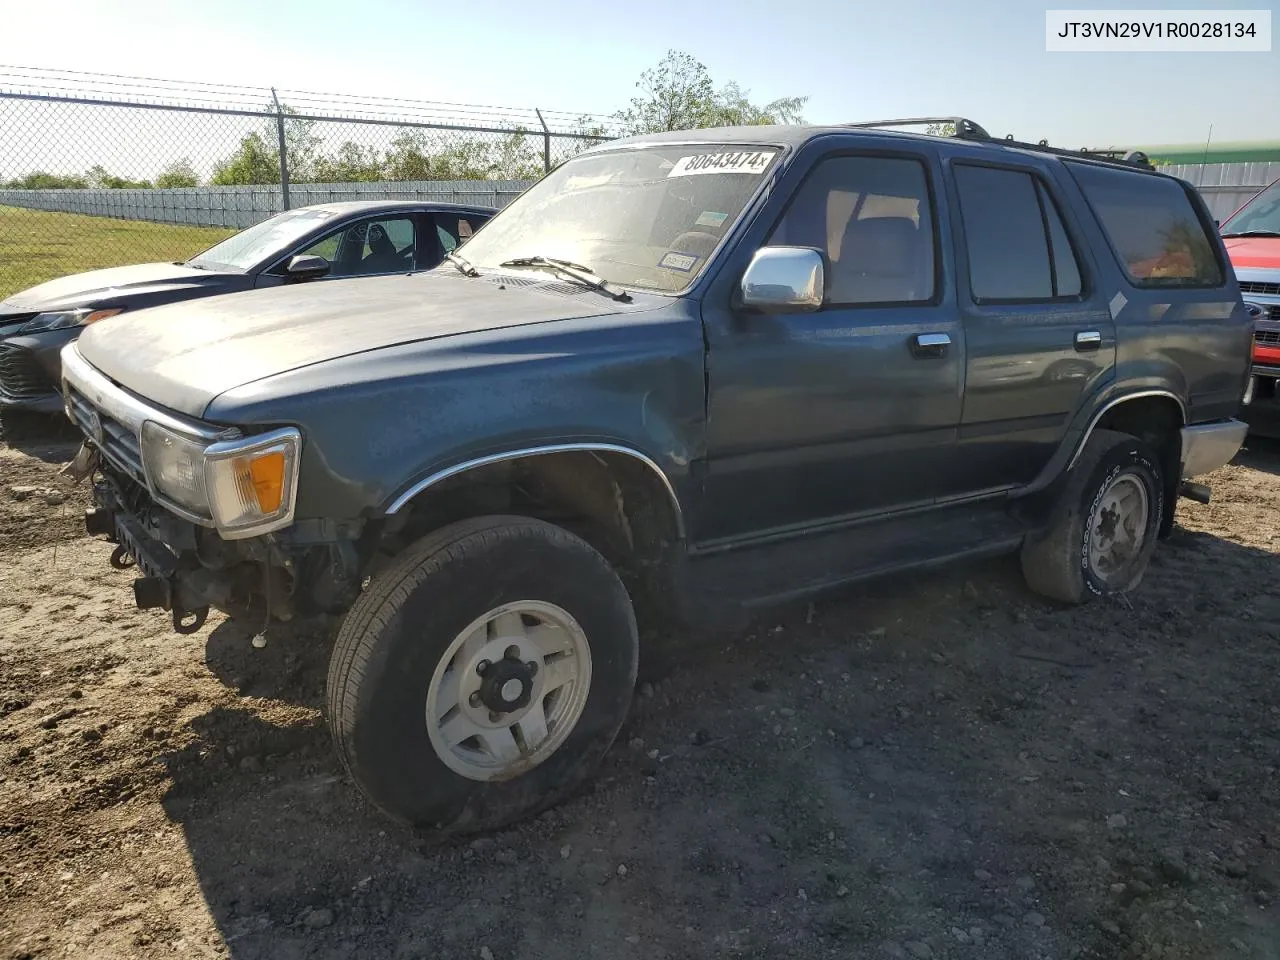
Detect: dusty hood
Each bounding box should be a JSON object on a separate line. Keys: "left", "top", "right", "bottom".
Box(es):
{"left": 0, "top": 262, "right": 224, "bottom": 313}
{"left": 75, "top": 270, "right": 651, "bottom": 418}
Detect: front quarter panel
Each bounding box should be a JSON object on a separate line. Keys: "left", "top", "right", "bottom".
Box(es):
{"left": 203, "top": 303, "right": 707, "bottom": 526}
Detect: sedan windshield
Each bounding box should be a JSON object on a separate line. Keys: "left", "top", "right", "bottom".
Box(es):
{"left": 187, "top": 207, "right": 342, "bottom": 271}
{"left": 457, "top": 143, "right": 782, "bottom": 293}
{"left": 1220, "top": 179, "right": 1280, "bottom": 237}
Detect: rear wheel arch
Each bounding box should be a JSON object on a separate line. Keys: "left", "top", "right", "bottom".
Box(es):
{"left": 1086, "top": 392, "right": 1185, "bottom": 536}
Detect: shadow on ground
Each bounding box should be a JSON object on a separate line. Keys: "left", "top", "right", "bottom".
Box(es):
{"left": 0, "top": 409, "right": 82, "bottom": 462}
{"left": 204, "top": 617, "right": 338, "bottom": 710}
{"left": 162, "top": 530, "right": 1280, "bottom": 960}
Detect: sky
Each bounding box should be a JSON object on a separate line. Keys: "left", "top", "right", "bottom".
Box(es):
{"left": 0, "top": 0, "right": 1276, "bottom": 157}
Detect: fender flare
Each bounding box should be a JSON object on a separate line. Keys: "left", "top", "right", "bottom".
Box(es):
{"left": 382, "top": 442, "right": 687, "bottom": 540}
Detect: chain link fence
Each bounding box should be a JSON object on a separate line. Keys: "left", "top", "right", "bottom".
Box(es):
{"left": 0, "top": 68, "right": 617, "bottom": 299}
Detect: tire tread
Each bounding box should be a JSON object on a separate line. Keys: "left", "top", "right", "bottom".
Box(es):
{"left": 324, "top": 515, "right": 627, "bottom": 823}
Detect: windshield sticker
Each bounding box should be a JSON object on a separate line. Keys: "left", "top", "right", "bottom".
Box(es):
{"left": 695, "top": 211, "right": 729, "bottom": 228}
{"left": 667, "top": 151, "right": 776, "bottom": 178}
{"left": 660, "top": 252, "right": 699, "bottom": 272}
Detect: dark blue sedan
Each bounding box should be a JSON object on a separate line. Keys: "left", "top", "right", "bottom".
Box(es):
{"left": 0, "top": 200, "right": 494, "bottom": 413}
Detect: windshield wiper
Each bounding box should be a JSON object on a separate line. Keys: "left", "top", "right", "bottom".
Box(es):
{"left": 1220, "top": 230, "right": 1280, "bottom": 238}
{"left": 446, "top": 251, "right": 479, "bottom": 277}
{"left": 499, "top": 255, "right": 632, "bottom": 303}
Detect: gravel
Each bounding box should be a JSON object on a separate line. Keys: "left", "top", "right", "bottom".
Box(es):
{"left": 5, "top": 432, "right": 1280, "bottom": 958}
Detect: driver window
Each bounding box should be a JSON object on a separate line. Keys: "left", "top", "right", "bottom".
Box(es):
{"left": 295, "top": 216, "right": 417, "bottom": 278}
{"left": 767, "top": 156, "right": 935, "bottom": 305}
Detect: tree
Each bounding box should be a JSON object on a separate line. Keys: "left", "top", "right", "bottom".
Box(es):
{"left": 4, "top": 171, "right": 88, "bottom": 189}
{"left": 156, "top": 158, "right": 199, "bottom": 188}
{"left": 383, "top": 131, "right": 506, "bottom": 181}
{"left": 614, "top": 50, "right": 808, "bottom": 135}
{"left": 85, "top": 165, "right": 152, "bottom": 189}
{"left": 490, "top": 129, "right": 545, "bottom": 180}
{"left": 706, "top": 81, "right": 807, "bottom": 127}
{"left": 209, "top": 103, "right": 324, "bottom": 185}
{"left": 210, "top": 131, "right": 279, "bottom": 185}
{"left": 311, "top": 141, "right": 383, "bottom": 182}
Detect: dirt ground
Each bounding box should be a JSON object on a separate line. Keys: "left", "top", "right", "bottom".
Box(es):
{"left": 3, "top": 413, "right": 1280, "bottom": 960}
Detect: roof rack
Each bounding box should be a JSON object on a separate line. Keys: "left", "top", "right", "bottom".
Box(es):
{"left": 844, "top": 116, "right": 993, "bottom": 140}
{"left": 843, "top": 117, "right": 1155, "bottom": 171}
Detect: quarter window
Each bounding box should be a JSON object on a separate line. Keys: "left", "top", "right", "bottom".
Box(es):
{"left": 767, "top": 156, "right": 936, "bottom": 305}
{"left": 1068, "top": 162, "right": 1223, "bottom": 288}
{"left": 953, "top": 165, "right": 1083, "bottom": 301}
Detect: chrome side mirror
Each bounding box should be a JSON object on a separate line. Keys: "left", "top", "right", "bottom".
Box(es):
{"left": 285, "top": 254, "right": 331, "bottom": 280}
{"left": 739, "top": 247, "right": 824, "bottom": 312}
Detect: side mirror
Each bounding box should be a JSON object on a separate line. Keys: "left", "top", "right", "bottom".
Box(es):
{"left": 739, "top": 247, "right": 824, "bottom": 312}
{"left": 285, "top": 254, "right": 331, "bottom": 281}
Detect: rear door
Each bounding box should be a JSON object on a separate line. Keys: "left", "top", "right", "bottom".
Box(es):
{"left": 939, "top": 157, "right": 1115, "bottom": 496}
{"left": 428, "top": 211, "right": 489, "bottom": 269}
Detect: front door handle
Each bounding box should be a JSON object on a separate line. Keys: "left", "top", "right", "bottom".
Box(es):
{"left": 1075, "top": 330, "right": 1102, "bottom": 351}
{"left": 911, "top": 332, "right": 951, "bottom": 358}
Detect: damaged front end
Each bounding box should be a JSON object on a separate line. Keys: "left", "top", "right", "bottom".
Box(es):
{"left": 72, "top": 444, "right": 366, "bottom": 634}
{"left": 59, "top": 344, "right": 368, "bottom": 635}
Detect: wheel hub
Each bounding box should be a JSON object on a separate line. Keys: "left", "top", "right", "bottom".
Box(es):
{"left": 425, "top": 600, "right": 593, "bottom": 782}
{"left": 1087, "top": 473, "right": 1149, "bottom": 581}
{"left": 478, "top": 656, "right": 536, "bottom": 713}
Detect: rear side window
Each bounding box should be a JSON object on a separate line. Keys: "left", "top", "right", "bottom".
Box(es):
{"left": 952, "top": 164, "right": 1082, "bottom": 301}
{"left": 1068, "top": 162, "right": 1223, "bottom": 288}
{"left": 436, "top": 214, "right": 487, "bottom": 254}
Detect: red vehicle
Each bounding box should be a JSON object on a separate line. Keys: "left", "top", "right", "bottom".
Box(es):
{"left": 1222, "top": 175, "right": 1280, "bottom": 423}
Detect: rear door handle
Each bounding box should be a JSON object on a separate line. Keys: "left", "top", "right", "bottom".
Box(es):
{"left": 1075, "top": 330, "right": 1102, "bottom": 351}
{"left": 911, "top": 332, "right": 951, "bottom": 358}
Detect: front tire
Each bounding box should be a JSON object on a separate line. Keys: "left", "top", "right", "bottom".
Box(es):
{"left": 326, "top": 516, "right": 639, "bottom": 833}
{"left": 1021, "top": 429, "right": 1164, "bottom": 604}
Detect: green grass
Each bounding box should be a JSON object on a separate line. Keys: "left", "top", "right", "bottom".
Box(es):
{"left": 0, "top": 205, "right": 236, "bottom": 301}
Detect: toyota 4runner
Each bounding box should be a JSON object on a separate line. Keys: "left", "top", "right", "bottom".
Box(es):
{"left": 59, "top": 117, "right": 1253, "bottom": 834}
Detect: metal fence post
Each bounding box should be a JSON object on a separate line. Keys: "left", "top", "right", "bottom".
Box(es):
{"left": 536, "top": 109, "right": 550, "bottom": 174}
{"left": 272, "top": 87, "right": 291, "bottom": 211}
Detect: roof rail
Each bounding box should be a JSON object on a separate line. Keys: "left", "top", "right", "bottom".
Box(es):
{"left": 995, "top": 136, "right": 1155, "bottom": 170}
{"left": 844, "top": 117, "right": 993, "bottom": 140}
{"left": 843, "top": 117, "right": 1155, "bottom": 171}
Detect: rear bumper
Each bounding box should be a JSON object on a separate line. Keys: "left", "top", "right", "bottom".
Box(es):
{"left": 1181, "top": 419, "right": 1248, "bottom": 479}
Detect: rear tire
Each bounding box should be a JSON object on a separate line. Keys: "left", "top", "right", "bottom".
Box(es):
{"left": 326, "top": 515, "right": 638, "bottom": 834}
{"left": 1021, "top": 429, "right": 1164, "bottom": 605}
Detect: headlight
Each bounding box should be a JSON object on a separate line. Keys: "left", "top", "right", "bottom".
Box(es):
{"left": 140, "top": 422, "right": 212, "bottom": 516}
{"left": 140, "top": 423, "right": 301, "bottom": 538}
{"left": 19, "top": 308, "right": 122, "bottom": 334}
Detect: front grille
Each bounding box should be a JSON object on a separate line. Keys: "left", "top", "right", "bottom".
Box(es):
{"left": 1257, "top": 330, "right": 1280, "bottom": 347}
{"left": 0, "top": 342, "right": 56, "bottom": 401}
{"left": 64, "top": 384, "right": 147, "bottom": 485}
{"left": 1241, "top": 281, "right": 1280, "bottom": 297}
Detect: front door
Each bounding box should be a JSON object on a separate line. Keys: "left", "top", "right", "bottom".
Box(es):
{"left": 698, "top": 149, "right": 963, "bottom": 545}
{"left": 940, "top": 158, "right": 1116, "bottom": 496}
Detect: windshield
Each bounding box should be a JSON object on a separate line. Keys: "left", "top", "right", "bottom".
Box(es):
{"left": 457, "top": 143, "right": 782, "bottom": 293}
{"left": 1221, "top": 179, "right": 1280, "bottom": 236}
{"left": 188, "top": 207, "right": 342, "bottom": 271}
